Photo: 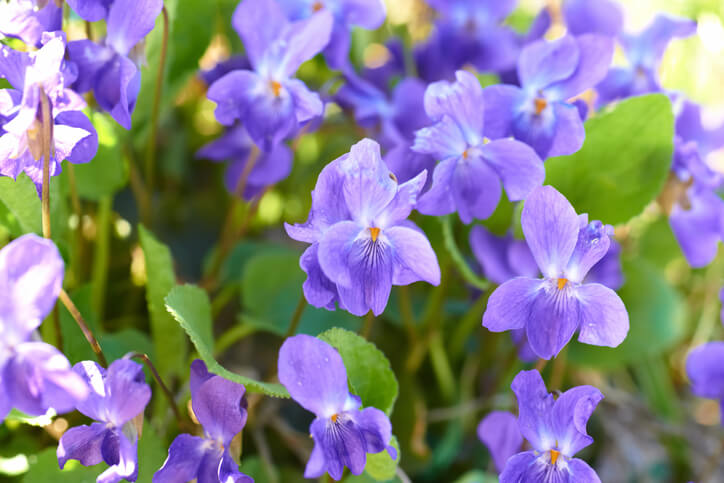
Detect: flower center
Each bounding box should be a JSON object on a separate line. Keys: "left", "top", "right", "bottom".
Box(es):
{"left": 534, "top": 98, "right": 547, "bottom": 116}
{"left": 330, "top": 413, "right": 338, "bottom": 423}
{"left": 269, "top": 80, "right": 282, "bottom": 97}
{"left": 312, "top": 1, "right": 324, "bottom": 12}
{"left": 368, "top": 227, "right": 381, "bottom": 242}
{"left": 550, "top": 449, "right": 560, "bottom": 465}
{"left": 556, "top": 278, "right": 568, "bottom": 290}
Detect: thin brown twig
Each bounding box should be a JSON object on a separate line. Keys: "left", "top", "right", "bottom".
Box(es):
{"left": 145, "top": 5, "right": 169, "bottom": 197}
{"left": 58, "top": 288, "right": 108, "bottom": 367}
{"left": 127, "top": 352, "right": 186, "bottom": 429}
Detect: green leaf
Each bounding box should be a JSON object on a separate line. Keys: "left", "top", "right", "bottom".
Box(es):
{"left": 100, "top": 329, "right": 156, "bottom": 363}
{"left": 0, "top": 174, "right": 41, "bottom": 236}
{"left": 545, "top": 94, "right": 674, "bottom": 225}
{"left": 568, "top": 258, "right": 686, "bottom": 368}
{"left": 73, "top": 115, "right": 128, "bottom": 200}
{"left": 241, "top": 248, "right": 360, "bottom": 335}
{"left": 165, "top": 284, "right": 289, "bottom": 397}
{"left": 317, "top": 328, "right": 399, "bottom": 415}
{"left": 23, "top": 448, "right": 99, "bottom": 482}
{"left": 6, "top": 409, "right": 55, "bottom": 427}
{"left": 138, "top": 225, "right": 186, "bottom": 380}
{"left": 365, "top": 436, "right": 400, "bottom": 481}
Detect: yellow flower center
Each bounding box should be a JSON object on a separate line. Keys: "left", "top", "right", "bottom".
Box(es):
{"left": 330, "top": 413, "right": 338, "bottom": 423}
{"left": 270, "top": 80, "right": 282, "bottom": 97}
{"left": 369, "top": 227, "right": 380, "bottom": 242}
{"left": 534, "top": 98, "right": 547, "bottom": 115}
{"left": 550, "top": 449, "right": 560, "bottom": 465}
{"left": 312, "top": 1, "right": 324, "bottom": 12}
{"left": 556, "top": 278, "right": 568, "bottom": 290}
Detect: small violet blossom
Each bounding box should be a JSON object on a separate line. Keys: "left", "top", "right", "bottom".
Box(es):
{"left": 666, "top": 100, "right": 724, "bottom": 268}
{"left": 208, "top": 0, "right": 333, "bottom": 151}
{"left": 482, "top": 186, "right": 629, "bottom": 360}
{"left": 498, "top": 370, "right": 604, "bottom": 482}
{"left": 0, "top": 0, "right": 62, "bottom": 47}
{"left": 0, "top": 234, "right": 88, "bottom": 422}
{"left": 412, "top": 70, "right": 544, "bottom": 224}
{"left": 285, "top": 138, "right": 440, "bottom": 316}
{"left": 154, "top": 360, "right": 252, "bottom": 483}
{"left": 563, "top": 0, "right": 623, "bottom": 37}
{"left": 596, "top": 14, "right": 696, "bottom": 106}
{"left": 484, "top": 34, "right": 614, "bottom": 159}
{"left": 0, "top": 32, "right": 97, "bottom": 191}
{"left": 686, "top": 342, "right": 724, "bottom": 417}
{"left": 278, "top": 334, "right": 396, "bottom": 480}
{"left": 196, "top": 123, "right": 292, "bottom": 200}
{"left": 57, "top": 359, "right": 151, "bottom": 483}
{"left": 66, "top": 0, "right": 163, "bottom": 129}
{"left": 276, "top": 0, "right": 386, "bottom": 70}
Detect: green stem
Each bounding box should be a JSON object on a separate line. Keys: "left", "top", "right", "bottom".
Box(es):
{"left": 145, "top": 5, "right": 169, "bottom": 198}
{"left": 39, "top": 89, "right": 53, "bottom": 239}
{"left": 91, "top": 196, "right": 112, "bottom": 320}
{"left": 361, "top": 312, "right": 375, "bottom": 339}
{"left": 429, "top": 330, "right": 455, "bottom": 402}
{"left": 440, "top": 215, "right": 489, "bottom": 290}
{"left": 398, "top": 285, "right": 417, "bottom": 341}
{"left": 127, "top": 352, "right": 185, "bottom": 429}
{"left": 285, "top": 293, "right": 307, "bottom": 338}
{"left": 58, "top": 289, "right": 108, "bottom": 367}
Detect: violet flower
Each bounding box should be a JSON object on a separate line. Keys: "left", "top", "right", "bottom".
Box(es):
{"left": 0, "top": 0, "right": 62, "bottom": 48}
{"left": 0, "top": 32, "right": 97, "bottom": 191}
{"left": 483, "top": 34, "right": 614, "bottom": 159}
{"left": 563, "top": 0, "right": 623, "bottom": 37}
{"left": 499, "top": 370, "right": 603, "bottom": 482}
{"left": 196, "top": 123, "right": 292, "bottom": 200}
{"left": 686, "top": 342, "right": 724, "bottom": 416}
{"left": 482, "top": 186, "right": 629, "bottom": 360}
{"left": 667, "top": 100, "right": 724, "bottom": 268}
{"left": 207, "top": 0, "right": 333, "bottom": 151}
{"left": 285, "top": 138, "right": 440, "bottom": 316}
{"left": 154, "top": 360, "right": 252, "bottom": 483}
{"left": 0, "top": 234, "right": 88, "bottom": 422}
{"left": 66, "top": 0, "right": 163, "bottom": 129}
{"left": 412, "top": 70, "right": 544, "bottom": 223}
{"left": 276, "top": 0, "right": 386, "bottom": 70}
{"left": 57, "top": 359, "right": 151, "bottom": 483}
{"left": 278, "top": 334, "right": 396, "bottom": 480}
{"left": 596, "top": 14, "right": 696, "bottom": 106}
{"left": 477, "top": 411, "right": 523, "bottom": 474}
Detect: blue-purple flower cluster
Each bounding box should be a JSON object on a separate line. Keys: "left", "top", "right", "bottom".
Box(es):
{"left": 2, "top": 0, "right": 724, "bottom": 481}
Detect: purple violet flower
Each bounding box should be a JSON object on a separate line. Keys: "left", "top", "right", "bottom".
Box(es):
{"left": 66, "top": 0, "right": 163, "bottom": 129}
{"left": 0, "top": 234, "right": 88, "bottom": 422}
{"left": 0, "top": 0, "right": 63, "bottom": 48}
{"left": 477, "top": 410, "right": 523, "bottom": 474}
{"left": 482, "top": 186, "right": 629, "bottom": 360}
{"left": 686, "top": 342, "right": 724, "bottom": 416}
{"left": 596, "top": 14, "right": 696, "bottom": 106}
{"left": 484, "top": 34, "right": 614, "bottom": 159}
{"left": 412, "top": 70, "right": 544, "bottom": 224}
{"left": 207, "top": 0, "right": 333, "bottom": 151}
{"left": 276, "top": 0, "right": 386, "bottom": 70}
{"left": 57, "top": 359, "right": 151, "bottom": 483}
{"left": 563, "top": 0, "right": 623, "bottom": 37}
{"left": 278, "top": 334, "right": 396, "bottom": 480}
{"left": 153, "top": 360, "right": 252, "bottom": 483}
{"left": 196, "top": 123, "right": 292, "bottom": 200}
{"left": 0, "top": 32, "right": 98, "bottom": 191}
{"left": 667, "top": 100, "right": 724, "bottom": 268}
{"left": 499, "top": 370, "right": 603, "bottom": 482}
{"left": 285, "top": 138, "right": 440, "bottom": 316}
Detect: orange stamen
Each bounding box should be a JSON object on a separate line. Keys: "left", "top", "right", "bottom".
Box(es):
{"left": 556, "top": 278, "right": 568, "bottom": 290}
{"left": 270, "top": 80, "right": 282, "bottom": 97}
{"left": 550, "top": 449, "right": 560, "bottom": 465}
{"left": 534, "top": 98, "right": 547, "bottom": 115}
{"left": 331, "top": 413, "right": 338, "bottom": 423}
{"left": 462, "top": 149, "right": 469, "bottom": 159}
{"left": 312, "top": 1, "right": 324, "bottom": 12}
{"left": 369, "top": 227, "right": 380, "bottom": 242}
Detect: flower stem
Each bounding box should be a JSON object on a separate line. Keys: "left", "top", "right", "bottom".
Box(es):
{"left": 145, "top": 5, "right": 169, "bottom": 201}
{"left": 361, "top": 312, "right": 375, "bottom": 338}
{"left": 39, "top": 89, "right": 53, "bottom": 239}
{"left": 58, "top": 288, "right": 108, "bottom": 367}
{"left": 285, "top": 293, "right": 307, "bottom": 338}
{"left": 127, "top": 352, "right": 184, "bottom": 428}
{"left": 440, "top": 215, "right": 489, "bottom": 290}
